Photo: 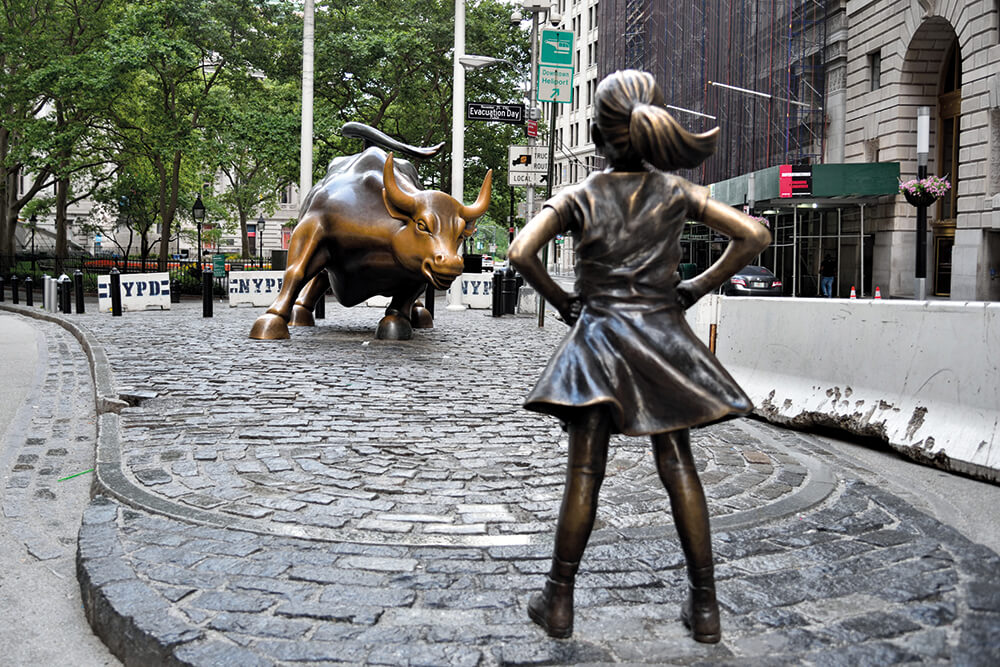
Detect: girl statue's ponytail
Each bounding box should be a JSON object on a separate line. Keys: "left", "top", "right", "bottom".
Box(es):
{"left": 594, "top": 70, "right": 718, "bottom": 171}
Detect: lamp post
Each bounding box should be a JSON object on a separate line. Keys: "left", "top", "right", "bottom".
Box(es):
{"left": 915, "top": 106, "right": 929, "bottom": 301}
{"left": 192, "top": 194, "right": 206, "bottom": 271}
{"left": 447, "top": 39, "right": 518, "bottom": 309}
{"left": 257, "top": 214, "right": 266, "bottom": 265}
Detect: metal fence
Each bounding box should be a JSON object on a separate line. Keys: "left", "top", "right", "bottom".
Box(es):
{"left": 4, "top": 252, "right": 275, "bottom": 297}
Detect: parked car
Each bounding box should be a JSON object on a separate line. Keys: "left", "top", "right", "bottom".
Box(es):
{"left": 723, "top": 265, "right": 784, "bottom": 296}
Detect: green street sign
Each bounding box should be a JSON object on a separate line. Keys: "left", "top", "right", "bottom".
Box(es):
{"left": 537, "top": 65, "right": 574, "bottom": 104}
{"left": 540, "top": 29, "right": 573, "bottom": 67}
{"left": 212, "top": 254, "right": 226, "bottom": 278}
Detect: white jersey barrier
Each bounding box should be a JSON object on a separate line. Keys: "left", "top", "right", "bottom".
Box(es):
{"left": 97, "top": 273, "right": 171, "bottom": 312}
{"left": 228, "top": 271, "right": 285, "bottom": 307}
{"left": 460, "top": 273, "right": 493, "bottom": 309}
{"left": 687, "top": 296, "right": 1000, "bottom": 481}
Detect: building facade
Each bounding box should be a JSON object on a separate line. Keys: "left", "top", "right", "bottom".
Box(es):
{"left": 584, "top": 0, "right": 1000, "bottom": 301}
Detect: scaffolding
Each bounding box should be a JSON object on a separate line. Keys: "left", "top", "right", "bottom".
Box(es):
{"left": 598, "top": 0, "right": 828, "bottom": 184}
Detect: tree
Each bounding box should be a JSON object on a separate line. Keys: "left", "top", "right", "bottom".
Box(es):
{"left": 207, "top": 78, "right": 299, "bottom": 258}
{"left": 24, "top": 0, "right": 122, "bottom": 271}
{"left": 100, "top": 0, "right": 285, "bottom": 270}
{"left": 0, "top": 0, "right": 58, "bottom": 273}
{"left": 308, "top": 0, "right": 529, "bottom": 222}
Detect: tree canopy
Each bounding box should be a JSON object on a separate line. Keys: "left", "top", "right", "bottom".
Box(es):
{"left": 1, "top": 0, "right": 531, "bottom": 270}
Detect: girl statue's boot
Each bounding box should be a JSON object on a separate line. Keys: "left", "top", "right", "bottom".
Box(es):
{"left": 680, "top": 565, "right": 721, "bottom": 643}
{"left": 527, "top": 558, "right": 578, "bottom": 638}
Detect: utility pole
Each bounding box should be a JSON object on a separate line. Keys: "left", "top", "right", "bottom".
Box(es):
{"left": 300, "top": 0, "right": 315, "bottom": 200}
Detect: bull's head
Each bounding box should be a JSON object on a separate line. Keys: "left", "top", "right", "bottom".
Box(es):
{"left": 382, "top": 152, "right": 492, "bottom": 290}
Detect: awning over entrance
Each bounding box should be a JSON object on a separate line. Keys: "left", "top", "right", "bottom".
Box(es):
{"left": 708, "top": 162, "right": 901, "bottom": 207}
{"left": 696, "top": 163, "right": 901, "bottom": 299}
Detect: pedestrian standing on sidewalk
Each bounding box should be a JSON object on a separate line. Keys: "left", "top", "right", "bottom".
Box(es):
{"left": 509, "top": 69, "right": 771, "bottom": 643}
{"left": 820, "top": 254, "right": 836, "bottom": 297}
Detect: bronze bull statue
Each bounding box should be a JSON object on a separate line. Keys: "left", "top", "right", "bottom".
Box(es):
{"left": 250, "top": 123, "right": 493, "bottom": 340}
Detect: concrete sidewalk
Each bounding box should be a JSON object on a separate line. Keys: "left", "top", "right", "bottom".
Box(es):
{"left": 2, "top": 299, "right": 999, "bottom": 665}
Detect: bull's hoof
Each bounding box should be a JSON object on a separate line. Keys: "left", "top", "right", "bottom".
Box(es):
{"left": 290, "top": 304, "right": 316, "bottom": 327}
{"left": 411, "top": 304, "right": 433, "bottom": 329}
{"left": 376, "top": 310, "right": 413, "bottom": 340}
{"left": 250, "top": 313, "right": 290, "bottom": 340}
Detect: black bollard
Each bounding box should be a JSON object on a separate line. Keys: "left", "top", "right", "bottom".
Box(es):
{"left": 502, "top": 268, "right": 518, "bottom": 315}
{"left": 75, "top": 270, "right": 85, "bottom": 313}
{"left": 110, "top": 268, "right": 122, "bottom": 316}
{"left": 59, "top": 276, "right": 71, "bottom": 313}
{"left": 24, "top": 276, "right": 33, "bottom": 307}
{"left": 170, "top": 279, "right": 181, "bottom": 304}
{"left": 11, "top": 275, "right": 19, "bottom": 304}
{"left": 0, "top": 275, "right": 5, "bottom": 302}
{"left": 425, "top": 285, "right": 435, "bottom": 318}
{"left": 314, "top": 289, "right": 326, "bottom": 319}
{"left": 202, "top": 268, "right": 213, "bottom": 317}
{"left": 491, "top": 270, "right": 503, "bottom": 317}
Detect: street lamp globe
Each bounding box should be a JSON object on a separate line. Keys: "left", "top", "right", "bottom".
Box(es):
{"left": 192, "top": 195, "right": 206, "bottom": 224}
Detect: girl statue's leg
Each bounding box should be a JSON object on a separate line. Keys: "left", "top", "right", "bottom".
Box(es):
{"left": 652, "top": 428, "right": 721, "bottom": 643}
{"left": 528, "top": 407, "right": 611, "bottom": 638}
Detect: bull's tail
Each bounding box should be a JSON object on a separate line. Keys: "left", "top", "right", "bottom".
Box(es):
{"left": 340, "top": 122, "right": 444, "bottom": 160}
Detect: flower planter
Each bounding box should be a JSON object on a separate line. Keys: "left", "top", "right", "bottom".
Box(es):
{"left": 903, "top": 190, "right": 938, "bottom": 207}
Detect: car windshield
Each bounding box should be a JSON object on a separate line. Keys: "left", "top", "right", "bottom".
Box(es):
{"left": 739, "top": 266, "right": 773, "bottom": 277}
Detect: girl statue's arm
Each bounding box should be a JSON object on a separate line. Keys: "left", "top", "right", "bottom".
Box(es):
{"left": 509, "top": 208, "right": 582, "bottom": 325}
{"left": 678, "top": 200, "right": 772, "bottom": 306}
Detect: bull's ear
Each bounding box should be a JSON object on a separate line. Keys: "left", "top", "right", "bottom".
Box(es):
{"left": 382, "top": 189, "right": 411, "bottom": 223}
{"left": 461, "top": 221, "right": 477, "bottom": 239}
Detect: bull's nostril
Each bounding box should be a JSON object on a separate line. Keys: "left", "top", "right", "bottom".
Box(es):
{"left": 435, "top": 254, "right": 446, "bottom": 264}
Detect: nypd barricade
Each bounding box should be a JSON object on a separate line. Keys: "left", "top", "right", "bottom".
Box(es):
{"left": 228, "top": 271, "right": 285, "bottom": 307}
{"left": 460, "top": 273, "right": 492, "bottom": 309}
{"left": 97, "top": 273, "right": 171, "bottom": 312}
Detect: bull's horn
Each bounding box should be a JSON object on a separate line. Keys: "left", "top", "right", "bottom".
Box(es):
{"left": 460, "top": 169, "right": 493, "bottom": 221}
{"left": 383, "top": 153, "right": 416, "bottom": 214}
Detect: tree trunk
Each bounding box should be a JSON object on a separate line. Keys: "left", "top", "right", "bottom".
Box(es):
{"left": 240, "top": 209, "right": 249, "bottom": 259}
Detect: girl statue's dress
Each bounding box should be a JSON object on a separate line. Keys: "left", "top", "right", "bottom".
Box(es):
{"left": 525, "top": 171, "right": 752, "bottom": 435}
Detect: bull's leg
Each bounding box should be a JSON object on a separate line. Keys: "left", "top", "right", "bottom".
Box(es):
{"left": 289, "top": 271, "right": 330, "bottom": 327}
{"left": 376, "top": 290, "right": 422, "bottom": 340}
{"left": 410, "top": 293, "right": 433, "bottom": 329}
{"left": 250, "top": 216, "right": 330, "bottom": 340}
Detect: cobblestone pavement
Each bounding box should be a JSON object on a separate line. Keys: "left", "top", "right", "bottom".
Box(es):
{"left": 6, "top": 300, "right": 1000, "bottom": 665}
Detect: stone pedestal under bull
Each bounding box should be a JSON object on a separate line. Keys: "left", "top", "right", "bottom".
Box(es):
{"left": 250, "top": 125, "right": 492, "bottom": 341}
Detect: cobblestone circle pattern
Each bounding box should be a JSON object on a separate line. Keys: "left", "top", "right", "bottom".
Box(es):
{"left": 82, "top": 303, "right": 813, "bottom": 546}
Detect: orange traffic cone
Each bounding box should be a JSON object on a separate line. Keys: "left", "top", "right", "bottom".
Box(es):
{"left": 874, "top": 286, "right": 882, "bottom": 299}
{"left": 849, "top": 286, "right": 857, "bottom": 299}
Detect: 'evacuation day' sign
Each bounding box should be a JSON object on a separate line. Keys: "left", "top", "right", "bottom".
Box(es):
{"left": 466, "top": 102, "right": 525, "bottom": 124}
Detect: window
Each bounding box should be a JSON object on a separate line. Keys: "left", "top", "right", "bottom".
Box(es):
{"left": 868, "top": 50, "right": 881, "bottom": 91}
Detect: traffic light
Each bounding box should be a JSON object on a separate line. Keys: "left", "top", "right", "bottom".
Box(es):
{"left": 508, "top": 226, "right": 515, "bottom": 244}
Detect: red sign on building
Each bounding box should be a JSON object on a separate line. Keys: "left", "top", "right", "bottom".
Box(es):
{"left": 779, "top": 164, "right": 812, "bottom": 198}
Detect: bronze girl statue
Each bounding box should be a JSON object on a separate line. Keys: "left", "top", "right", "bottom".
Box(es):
{"left": 509, "top": 70, "right": 771, "bottom": 643}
